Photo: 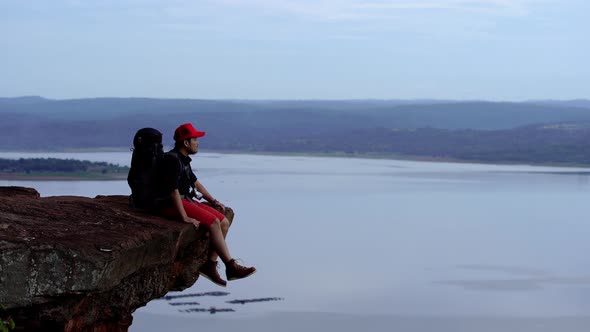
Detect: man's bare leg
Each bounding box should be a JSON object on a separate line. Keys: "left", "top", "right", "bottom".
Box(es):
{"left": 208, "top": 218, "right": 231, "bottom": 263}
{"left": 209, "top": 217, "right": 230, "bottom": 262}
{"left": 202, "top": 218, "right": 255, "bottom": 284}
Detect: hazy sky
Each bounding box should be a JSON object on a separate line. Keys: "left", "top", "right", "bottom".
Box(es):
{"left": 1, "top": 0, "right": 588, "bottom": 100}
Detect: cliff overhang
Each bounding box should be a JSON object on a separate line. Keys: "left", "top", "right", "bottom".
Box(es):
{"left": 0, "top": 186, "right": 231, "bottom": 331}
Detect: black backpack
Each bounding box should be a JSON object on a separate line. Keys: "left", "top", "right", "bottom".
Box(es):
{"left": 127, "top": 128, "right": 164, "bottom": 209}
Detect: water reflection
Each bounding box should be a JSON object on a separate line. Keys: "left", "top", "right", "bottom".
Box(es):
{"left": 160, "top": 291, "right": 285, "bottom": 315}
{"left": 158, "top": 291, "right": 229, "bottom": 301}
{"left": 168, "top": 302, "right": 201, "bottom": 306}
{"left": 455, "top": 264, "right": 551, "bottom": 277}
{"left": 438, "top": 265, "right": 590, "bottom": 292}
{"left": 226, "top": 297, "right": 285, "bottom": 305}
{"left": 179, "top": 307, "right": 235, "bottom": 314}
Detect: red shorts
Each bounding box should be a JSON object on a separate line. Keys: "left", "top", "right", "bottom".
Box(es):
{"left": 161, "top": 199, "right": 225, "bottom": 227}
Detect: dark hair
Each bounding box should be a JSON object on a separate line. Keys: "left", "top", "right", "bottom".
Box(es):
{"left": 174, "top": 140, "right": 186, "bottom": 150}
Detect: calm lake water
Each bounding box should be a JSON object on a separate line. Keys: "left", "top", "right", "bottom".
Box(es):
{"left": 2, "top": 151, "right": 590, "bottom": 331}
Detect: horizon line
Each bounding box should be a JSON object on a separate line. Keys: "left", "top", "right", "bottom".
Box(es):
{"left": 1, "top": 96, "right": 589, "bottom": 103}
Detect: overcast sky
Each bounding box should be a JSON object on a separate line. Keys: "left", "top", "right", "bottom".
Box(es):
{"left": 1, "top": 0, "right": 588, "bottom": 100}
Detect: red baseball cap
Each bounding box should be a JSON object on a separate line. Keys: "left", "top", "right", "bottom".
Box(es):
{"left": 174, "top": 123, "right": 206, "bottom": 141}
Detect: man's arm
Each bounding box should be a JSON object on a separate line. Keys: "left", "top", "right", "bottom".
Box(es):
{"left": 171, "top": 189, "right": 200, "bottom": 229}
{"left": 195, "top": 179, "right": 225, "bottom": 212}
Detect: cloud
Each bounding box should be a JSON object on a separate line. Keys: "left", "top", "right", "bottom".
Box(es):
{"left": 211, "top": 0, "right": 543, "bottom": 21}
{"left": 10, "top": 0, "right": 542, "bottom": 24}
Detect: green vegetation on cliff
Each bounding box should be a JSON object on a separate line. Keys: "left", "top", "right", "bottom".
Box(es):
{"left": 0, "top": 304, "right": 15, "bottom": 331}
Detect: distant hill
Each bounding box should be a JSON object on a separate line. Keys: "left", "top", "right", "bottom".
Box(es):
{"left": 1, "top": 97, "right": 590, "bottom": 165}
{"left": 0, "top": 96, "right": 49, "bottom": 105}
{"left": 1, "top": 97, "right": 590, "bottom": 128}
{"left": 530, "top": 100, "right": 590, "bottom": 109}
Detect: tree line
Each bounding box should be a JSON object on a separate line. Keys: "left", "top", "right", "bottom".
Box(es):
{"left": 0, "top": 158, "right": 128, "bottom": 174}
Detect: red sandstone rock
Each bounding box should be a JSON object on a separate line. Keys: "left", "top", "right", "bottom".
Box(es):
{"left": 0, "top": 186, "right": 233, "bottom": 332}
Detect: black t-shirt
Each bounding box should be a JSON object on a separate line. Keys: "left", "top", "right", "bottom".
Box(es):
{"left": 155, "top": 148, "right": 197, "bottom": 206}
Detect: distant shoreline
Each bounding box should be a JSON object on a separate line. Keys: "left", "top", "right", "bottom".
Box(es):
{"left": 1, "top": 148, "right": 590, "bottom": 169}
{"left": 1, "top": 152, "right": 589, "bottom": 182}
{"left": 0, "top": 157, "right": 129, "bottom": 181}
{"left": 0, "top": 173, "right": 127, "bottom": 181}
{"left": 203, "top": 149, "right": 590, "bottom": 169}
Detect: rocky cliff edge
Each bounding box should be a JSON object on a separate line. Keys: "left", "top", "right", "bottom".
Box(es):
{"left": 0, "top": 186, "right": 232, "bottom": 331}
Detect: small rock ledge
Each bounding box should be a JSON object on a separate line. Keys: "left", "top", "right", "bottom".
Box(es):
{"left": 0, "top": 186, "right": 232, "bottom": 331}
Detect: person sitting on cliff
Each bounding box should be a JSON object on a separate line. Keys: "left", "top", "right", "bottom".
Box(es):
{"left": 155, "top": 123, "right": 256, "bottom": 287}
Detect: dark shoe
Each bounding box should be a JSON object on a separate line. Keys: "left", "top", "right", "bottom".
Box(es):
{"left": 225, "top": 259, "right": 256, "bottom": 281}
{"left": 199, "top": 260, "right": 227, "bottom": 287}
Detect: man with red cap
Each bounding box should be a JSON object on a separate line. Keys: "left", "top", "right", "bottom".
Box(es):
{"left": 156, "top": 123, "right": 256, "bottom": 287}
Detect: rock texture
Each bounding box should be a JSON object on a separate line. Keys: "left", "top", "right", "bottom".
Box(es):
{"left": 0, "top": 186, "right": 233, "bottom": 331}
